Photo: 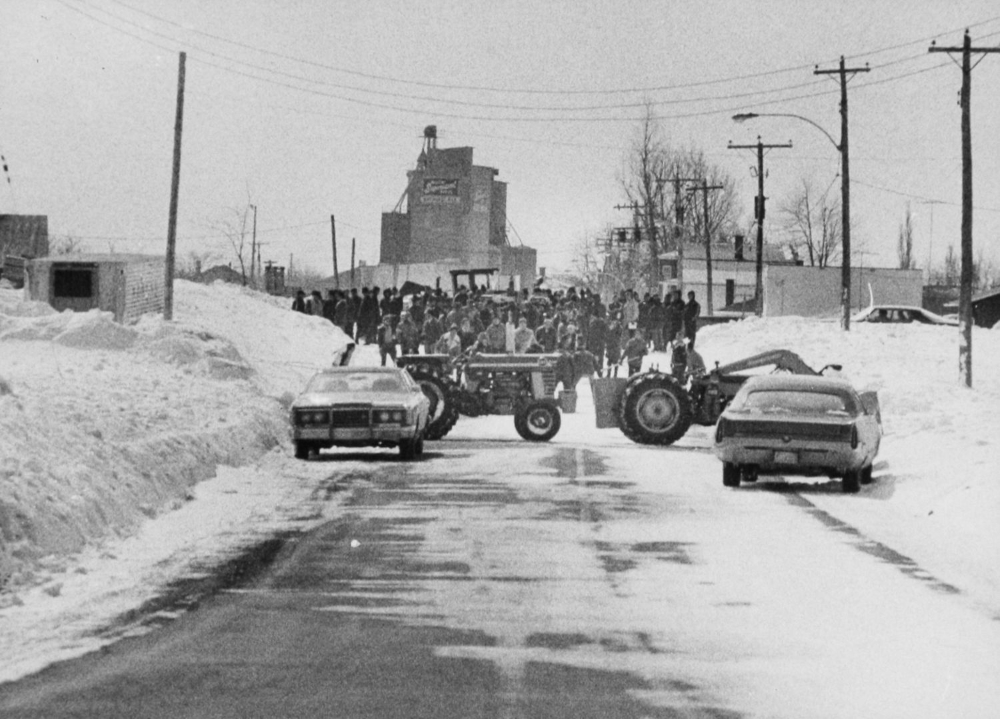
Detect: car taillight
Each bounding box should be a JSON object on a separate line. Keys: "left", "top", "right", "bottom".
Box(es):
{"left": 850, "top": 424, "right": 859, "bottom": 449}
{"left": 715, "top": 418, "right": 728, "bottom": 442}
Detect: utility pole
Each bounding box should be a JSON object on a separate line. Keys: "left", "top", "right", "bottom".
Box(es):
{"left": 728, "top": 137, "right": 792, "bottom": 316}
{"left": 815, "top": 56, "right": 870, "bottom": 331}
{"left": 350, "top": 238, "right": 356, "bottom": 289}
{"left": 249, "top": 204, "right": 257, "bottom": 287}
{"left": 930, "top": 31, "right": 999, "bottom": 388}
{"left": 688, "top": 180, "right": 724, "bottom": 315}
{"left": 164, "top": 51, "right": 186, "bottom": 321}
{"left": 330, "top": 215, "right": 339, "bottom": 290}
{"left": 665, "top": 175, "right": 699, "bottom": 295}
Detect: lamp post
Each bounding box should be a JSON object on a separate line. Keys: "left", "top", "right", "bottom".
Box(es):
{"left": 734, "top": 111, "right": 853, "bottom": 330}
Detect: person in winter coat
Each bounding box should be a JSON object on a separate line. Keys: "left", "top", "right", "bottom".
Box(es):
{"left": 357, "top": 288, "right": 381, "bottom": 343}
{"left": 557, "top": 321, "right": 578, "bottom": 351}
{"left": 421, "top": 313, "right": 443, "bottom": 354}
{"left": 605, "top": 314, "right": 623, "bottom": 374}
{"left": 485, "top": 316, "right": 506, "bottom": 353}
{"left": 397, "top": 313, "right": 420, "bottom": 356}
{"left": 334, "top": 293, "right": 354, "bottom": 338}
{"left": 513, "top": 318, "right": 536, "bottom": 354}
{"left": 376, "top": 315, "right": 397, "bottom": 366}
{"left": 682, "top": 290, "right": 701, "bottom": 348}
{"left": 587, "top": 313, "right": 608, "bottom": 371}
{"left": 624, "top": 328, "right": 647, "bottom": 375}
{"left": 535, "top": 316, "right": 557, "bottom": 352}
{"left": 435, "top": 325, "right": 463, "bottom": 359}
{"left": 291, "top": 290, "right": 307, "bottom": 313}
{"left": 308, "top": 290, "right": 325, "bottom": 317}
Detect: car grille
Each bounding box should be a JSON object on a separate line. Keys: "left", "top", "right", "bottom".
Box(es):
{"left": 329, "top": 406, "right": 371, "bottom": 428}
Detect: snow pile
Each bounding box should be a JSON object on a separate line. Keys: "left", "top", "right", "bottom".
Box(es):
{"left": 0, "top": 281, "right": 349, "bottom": 591}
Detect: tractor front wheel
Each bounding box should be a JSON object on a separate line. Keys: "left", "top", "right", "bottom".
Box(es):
{"left": 514, "top": 399, "right": 562, "bottom": 442}
{"left": 618, "top": 373, "right": 693, "bottom": 445}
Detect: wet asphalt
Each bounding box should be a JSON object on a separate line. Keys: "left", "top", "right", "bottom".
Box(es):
{"left": 0, "top": 438, "right": 996, "bottom": 718}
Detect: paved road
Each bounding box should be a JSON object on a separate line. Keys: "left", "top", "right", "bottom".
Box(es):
{"left": 1, "top": 437, "right": 998, "bottom": 718}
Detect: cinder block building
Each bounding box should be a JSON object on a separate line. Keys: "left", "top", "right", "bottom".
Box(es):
{"left": 28, "top": 254, "right": 165, "bottom": 323}
{"left": 378, "top": 127, "right": 537, "bottom": 291}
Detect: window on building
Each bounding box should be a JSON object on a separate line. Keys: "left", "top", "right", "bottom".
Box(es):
{"left": 53, "top": 267, "right": 95, "bottom": 298}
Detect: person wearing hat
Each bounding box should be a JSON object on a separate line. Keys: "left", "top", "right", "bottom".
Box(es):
{"left": 624, "top": 327, "right": 647, "bottom": 375}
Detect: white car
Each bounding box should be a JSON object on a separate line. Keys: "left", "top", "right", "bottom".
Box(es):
{"left": 290, "top": 367, "right": 430, "bottom": 460}
{"left": 852, "top": 305, "right": 958, "bottom": 326}
{"left": 713, "top": 374, "right": 882, "bottom": 493}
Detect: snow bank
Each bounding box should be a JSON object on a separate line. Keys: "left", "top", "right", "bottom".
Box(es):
{"left": 0, "top": 281, "right": 348, "bottom": 592}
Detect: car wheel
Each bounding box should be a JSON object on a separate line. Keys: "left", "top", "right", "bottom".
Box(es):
{"left": 722, "top": 462, "right": 741, "bottom": 487}
{"left": 514, "top": 399, "right": 561, "bottom": 442}
{"left": 294, "top": 441, "right": 311, "bottom": 460}
{"left": 860, "top": 464, "right": 874, "bottom": 485}
{"left": 842, "top": 467, "right": 862, "bottom": 493}
{"left": 618, "top": 373, "right": 693, "bottom": 446}
{"left": 399, "top": 437, "right": 417, "bottom": 460}
{"left": 415, "top": 433, "right": 425, "bottom": 456}
{"left": 409, "top": 369, "right": 459, "bottom": 440}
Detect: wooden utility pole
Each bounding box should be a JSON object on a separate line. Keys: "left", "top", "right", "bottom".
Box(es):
{"left": 665, "top": 175, "right": 699, "bottom": 295}
{"left": 249, "top": 204, "right": 257, "bottom": 287}
{"left": 929, "top": 31, "right": 999, "bottom": 388}
{"left": 815, "top": 56, "right": 870, "bottom": 331}
{"left": 688, "top": 180, "right": 724, "bottom": 315}
{"left": 330, "top": 215, "right": 339, "bottom": 290}
{"left": 350, "top": 238, "right": 356, "bottom": 289}
{"left": 164, "top": 51, "right": 186, "bottom": 321}
{"left": 728, "top": 137, "right": 792, "bottom": 316}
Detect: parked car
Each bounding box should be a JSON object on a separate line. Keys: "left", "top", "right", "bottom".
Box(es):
{"left": 712, "top": 375, "right": 882, "bottom": 493}
{"left": 290, "top": 367, "right": 430, "bottom": 460}
{"left": 852, "top": 305, "right": 958, "bottom": 326}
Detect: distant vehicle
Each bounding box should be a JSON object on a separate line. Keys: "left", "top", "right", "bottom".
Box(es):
{"left": 290, "top": 367, "right": 430, "bottom": 460}
{"left": 712, "top": 374, "right": 882, "bottom": 493}
{"left": 853, "top": 305, "right": 958, "bottom": 326}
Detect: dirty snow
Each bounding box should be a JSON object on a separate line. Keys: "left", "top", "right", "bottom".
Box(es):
{"left": 0, "top": 280, "right": 998, "bottom": 686}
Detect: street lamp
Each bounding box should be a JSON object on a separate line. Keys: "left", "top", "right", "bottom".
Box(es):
{"left": 733, "top": 111, "right": 853, "bottom": 330}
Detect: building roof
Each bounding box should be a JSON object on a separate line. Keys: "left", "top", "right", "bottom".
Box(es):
{"left": 972, "top": 287, "right": 1000, "bottom": 304}
{"left": 31, "top": 253, "right": 162, "bottom": 265}
{"left": 659, "top": 243, "right": 792, "bottom": 264}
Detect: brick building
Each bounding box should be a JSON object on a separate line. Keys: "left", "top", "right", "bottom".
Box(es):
{"left": 378, "top": 127, "right": 537, "bottom": 291}
{"left": 28, "top": 254, "right": 165, "bottom": 323}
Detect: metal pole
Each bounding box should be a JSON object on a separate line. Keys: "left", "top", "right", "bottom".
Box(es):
{"left": 164, "top": 51, "right": 185, "bottom": 321}
{"left": 331, "top": 215, "right": 339, "bottom": 290}
{"left": 249, "top": 204, "right": 257, "bottom": 287}
{"left": 755, "top": 141, "right": 765, "bottom": 316}
{"left": 838, "top": 56, "right": 852, "bottom": 331}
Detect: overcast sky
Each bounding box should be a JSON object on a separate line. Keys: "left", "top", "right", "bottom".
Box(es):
{"left": 4, "top": 0, "right": 1000, "bottom": 280}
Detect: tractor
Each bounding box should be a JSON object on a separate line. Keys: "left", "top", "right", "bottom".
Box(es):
{"left": 593, "top": 348, "right": 843, "bottom": 445}
{"left": 396, "top": 351, "right": 570, "bottom": 442}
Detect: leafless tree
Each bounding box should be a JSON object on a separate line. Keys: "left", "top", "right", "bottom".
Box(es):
{"left": 943, "top": 244, "right": 959, "bottom": 286}
{"left": 215, "top": 196, "right": 255, "bottom": 286}
{"left": 618, "top": 103, "right": 740, "bottom": 288}
{"left": 778, "top": 177, "right": 841, "bottom": 268}
{"left": 897, "top": 204, "right": 915, "bottom": 270}
{"left": 49, "top": 235, "right": 84, "bottom": 255}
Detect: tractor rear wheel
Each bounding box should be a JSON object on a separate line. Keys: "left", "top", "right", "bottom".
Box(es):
{"left": 514, "top": 399, "right": 561, "bottom": 442}
{"left": 409, "top": 370, "right": 459, "bottom": 440}
{"left": 618, "top": 373, "right": 693, "bottom": 445}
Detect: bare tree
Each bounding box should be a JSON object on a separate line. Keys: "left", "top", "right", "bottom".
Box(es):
{"left": 778, "top": 177, "right": 841, "bottom": 268}
{"left": 618, "top": 104, "right": 740, "bottom": 290}
{"left": 50, "top": 235, "right": 84, "bottom": 255}
{"left": 897, "top": 204, "right": 915, "bottom": 270}
{"left": 215, "top": 198, "right": 255, "bottom": 286}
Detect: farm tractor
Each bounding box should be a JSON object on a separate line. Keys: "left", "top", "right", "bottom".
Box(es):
{"left": 592, "top": 349, "right": 842, "bottom": 445}
{"left": 398, "top": 347, "right": 840, "bottom": 446}
{"left": 396, "top": 351, "right": 571, "bottom": 442}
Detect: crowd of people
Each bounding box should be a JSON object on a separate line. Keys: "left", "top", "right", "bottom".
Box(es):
{"left": 291, "top": 283, "right": 702, "bottom": 375}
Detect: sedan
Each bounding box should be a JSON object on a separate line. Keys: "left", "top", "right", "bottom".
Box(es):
{"left": 291, "top": 367, "right": 430, "bottom": 460}
{"left": 852, "top": 305, "right": 958, "bottom": 326}
{"left": 713, "top": 375, "right": 881, "bottom": 493}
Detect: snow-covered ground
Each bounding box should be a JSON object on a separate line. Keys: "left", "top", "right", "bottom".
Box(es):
{"left": 0, "top": 280, "right": 997, "bottom": 684}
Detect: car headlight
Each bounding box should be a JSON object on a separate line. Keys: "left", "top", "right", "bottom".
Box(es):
{"left": 295, "top": 409, "right": 330, "bottom": 426}
{"left": 373, "top": 409, "right": 407, "bottom": 424}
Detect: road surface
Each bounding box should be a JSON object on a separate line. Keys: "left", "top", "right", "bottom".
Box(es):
{"left": 1, "top": 433, "right": 998, "bottom": 718}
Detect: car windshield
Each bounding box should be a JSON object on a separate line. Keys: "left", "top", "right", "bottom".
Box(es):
{"left": 306, "top": 372, "right": 404, "bottom": 394}
{"left": 738, "top": 390, "right": 851, "bottom": 416}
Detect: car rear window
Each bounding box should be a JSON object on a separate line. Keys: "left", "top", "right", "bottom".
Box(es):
{"left": 739, "top": 390, "right": 852, "bottom": 415}
{"left": 306, "top": 373, "right": 403, "bottom": 393}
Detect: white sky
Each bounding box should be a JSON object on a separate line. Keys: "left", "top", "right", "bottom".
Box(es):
{"left": 3, "top": 0, "right": 1000, "bottom": 277}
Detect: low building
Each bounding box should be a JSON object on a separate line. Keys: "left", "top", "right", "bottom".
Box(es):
{"left": 0, "top": 215, "right": 49, "bottom": 287}
{"left": 27, "top": 254, "right": 165, "bottom": 323}
{"left": 972, "top": 288, "right": 1000, "bottom": 328}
